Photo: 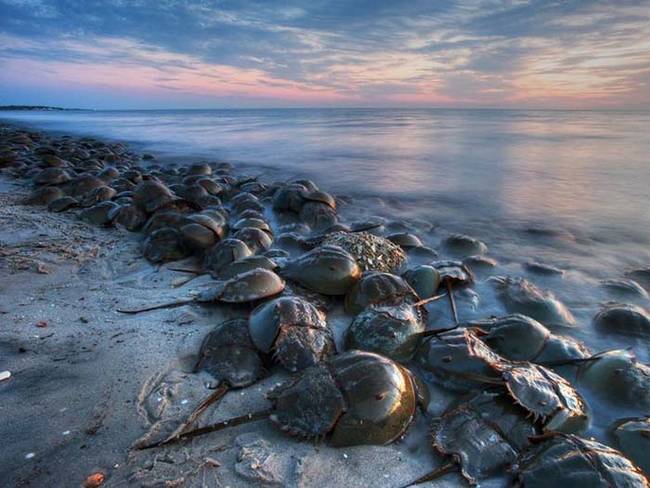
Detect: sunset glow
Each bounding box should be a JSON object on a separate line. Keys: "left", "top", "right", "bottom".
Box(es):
{"left": 0, "top": 0, "right": 648, "bottom": 109}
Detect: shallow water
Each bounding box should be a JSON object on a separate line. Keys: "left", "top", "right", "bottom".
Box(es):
{"left": 3, "top": 108, "right": 649, "bottom": 358}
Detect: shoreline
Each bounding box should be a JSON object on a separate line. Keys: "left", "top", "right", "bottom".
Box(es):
{"left": 1, "top": 122, "right": 648, "bottom": 487}
{"left": 0, "top": 124, "right": 447, "bottom": 487}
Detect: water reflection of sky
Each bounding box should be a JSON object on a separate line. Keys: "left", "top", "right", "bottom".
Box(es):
{"left": 2, "top": 108, "right": 649, "bottom": 238}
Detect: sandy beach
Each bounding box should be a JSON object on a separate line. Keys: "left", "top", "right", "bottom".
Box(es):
{"left": 0, "top": 127, "right": 461, "bottom": 488}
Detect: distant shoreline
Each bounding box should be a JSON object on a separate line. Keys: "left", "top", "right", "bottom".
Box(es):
{"left": 0, "top": 105, "right": 76, "bottom": 111}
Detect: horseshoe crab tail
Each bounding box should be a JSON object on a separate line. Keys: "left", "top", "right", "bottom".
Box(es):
{"left": 445, "top": 279, "right": 459, "bottom": 325}
{"left": 539, "top": 347, "right": 620, "bottom": 368}
{"left": 400, "top": 462, "right": 456, "bottom": 487}
{"left": 413, "top": 293, "right": 448, "bottom": 307}
{"left": 138, "top": 408, "right": 272, "bottom": 450}
{"left": 117, "top": 299, "right": 195, "bottom": 314}
{"left": 156, "top": 383, "right": 230, "bottom": 447}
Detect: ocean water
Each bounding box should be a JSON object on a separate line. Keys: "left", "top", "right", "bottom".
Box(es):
{"left": 2, "top": 109, "right": 649, "bottom": 352}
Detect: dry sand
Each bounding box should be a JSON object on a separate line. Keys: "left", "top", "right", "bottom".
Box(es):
{"left": 0, "top": 175, "right": 458, "bottom": 487}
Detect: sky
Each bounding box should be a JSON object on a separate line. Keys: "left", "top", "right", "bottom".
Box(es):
{"left": 0, "top": 0, "right": 648, "bottom": 109}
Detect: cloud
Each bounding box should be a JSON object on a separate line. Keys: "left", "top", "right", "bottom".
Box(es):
{"left": 0, "top": 0, "right": 648, "bottom": 108}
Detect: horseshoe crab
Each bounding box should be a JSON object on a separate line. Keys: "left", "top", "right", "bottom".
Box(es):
{"left": 146, "top": 350, "right": 420, "bottom": 449}
{"left": 24, "top": 186, "right": 65, "bottom": 205}
{"left": 281, "top": 245, "right": 362, "bottom": 295}
{"left": 299, "top": 201, "right": 338, "bottom": 231}
{"left": 233, "top": 227, "right": 273, "bottom": 253}
{"left": 33, "top": 167, "right": 71, "bottom": 186}
{"left": 443, "top": 234, "right": 487, "bottom": 257}
{"left": 593, "top": 303, "right": 650, "bottom": 337}
{"left": 416, "top": 328, "right": 588, "bottom": 432}
{"left": 118, "top": 268, "right": 285, "bottom": 313}
{"left": 431, "top": 260, "right": 475, "bottom": 325}
{"left": 514, "top": 433, "right": 649, "bottom": 487}
{"left": 387, "top": 232, "right": 423, "bottom": 249}
{"left": 143, "top": 227, "right": 188, "bottom": 263}
{"left": 218, "top": 255, "right": 277, "bottom": 280}
{"left": 203, "top": 238, "right": 253, "bottom": 276}
{"left": 48, "top": 196, "right": 78, "bottom": 212}
{"left": 416, "top": 328, "right": 503, "bottom": 391}
{"left": 249, "top": 296, "right": 334, "bottom": 372}
{"left": 402, "top": 265, "right": 441, "bottom": 300}
{"left": 490, "top": 276, "right": 576, "bottom": 326}
{"left": 600, "top": 278, "right": 649, "bottom": 299}
{"left": 78, "top": 201, "right": 119, "bottom": 226}
{"left": 612, "top": 417, "right": 650, "bottom": 474}
{"left": 344, "top": 271, "right": 420, "bottom": 314}
{"left": 408, "top": 391, "right": 540, "bottom": 486}
{"left": 133, "top": 180, "right": 175, "bottom": 213}
{"left": 79, "top": 185, "right": 117, "bottom": 207}
{"left": 109, "top": 203, "right": 148, "bottom": 231}
{"left": 579, "top": 349, "right": 650, "bottom": 410}
{"left": 160, "top": 318, "right": 267, "bottom": 444}
{"left": 321, "top": 231, "right": 406, "bottom": 273}
{"left": 470, "top": 314, "right": 590, "bottom": 364}
{"left": 346, "top": 302, "right": 428, "bottom": 362}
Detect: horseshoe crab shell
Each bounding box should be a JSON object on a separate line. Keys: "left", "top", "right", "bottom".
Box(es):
{"left": 431, "top": 260, "right": 474, "bottom": 286}
{"left": 320, "top": 231, "right": 406, "bottom": 273}
{"left": 281, "top": 245, "right": 362, "bottom": 295}
{"left": 515, "top": 433, "right": 649, "bottom": 487}
{"left": 267, "top": 350, "right": 419, "bottom": 446}
{"left": 199, "top": 268, "right": 285, "bottom": 304}
{"left": 133, "top": 180, "right": 175, "bottom": 213}
{"left": 442, "top": 234, "right": 488, "bottom": 257}
{"left": 612, "top": 417, "right": 650, "bottom": 475}
{"left": 203, "top": 238, "right": 253, "bottom": 275}
{"left": 143, "top": 227, "right": 188, "bottom": 263}
{"left": 593, "top": 303, "right": 650, "bottom": 338}
{"left": 497, "top": 362, "right": 588, "bottom": 434}
{"left": 218, "top": 255, "right": 277, "bottom": 280}
{"left": 490, "top": 276, "right": 576, "bottom": 326}
{"left": 470, "top": 314, "right": 590, "bottom": 365}
{"left": 249, "top": 296, "right": 334, "bottom": 372}
{"left": 416, "top": 328, "right": 504, "bottom": 390}
{"left": 344, "top": 271, "right": 419, "bottom": 314}
{"left": 432, "top": 392, "right": 540, "bottom": 484}
{"left": 197, "top": 318, "right": 264, "bottom": 388}
{"left": 233, "top": 227, "right": 273, "bottom": 253}
{"left": 402, "top": 265, "right": 441, "bottom": 299}
{"left": 346, "top": 302, "right": 426, "bottom": 362}
{"left": 579, "top": 349, "right": 650, "bottom": 410}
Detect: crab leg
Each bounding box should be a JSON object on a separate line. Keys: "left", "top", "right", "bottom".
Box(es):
{"left": 138, "top": 409, "right": 272, "bottom": 450}
{"left": 400, "top": 461, "right": 456, "bottom": 487}
{"left": 117, "top": 298, "right": 196, "bottom": 314}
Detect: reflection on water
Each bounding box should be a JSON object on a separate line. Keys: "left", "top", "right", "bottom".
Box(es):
{"left": 3, "top": 109, "right": 648, "bottom": 235}
{"left": 2, "top": 108, "right": 648, "bottom": 286}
